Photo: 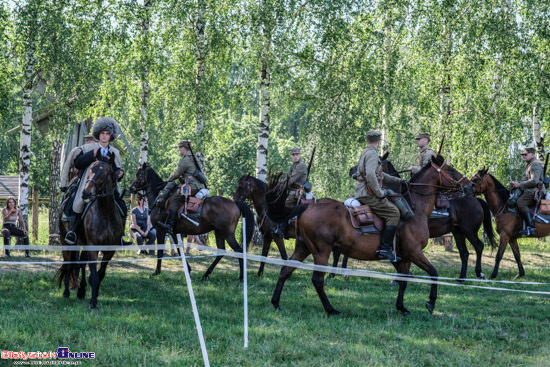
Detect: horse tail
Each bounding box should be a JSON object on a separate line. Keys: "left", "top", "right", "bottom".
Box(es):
{"left": 56, "top": 250, "right": 79, "bottom": 289}
{"left": 477, "top": 197, "right": 497, "bottom": 249}
{"left": 235, "top": 200, "right": 255, "bottom": 247}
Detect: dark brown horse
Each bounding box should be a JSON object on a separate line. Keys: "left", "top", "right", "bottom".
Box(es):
{"left": 471, "top": 168, "right": 544, "bottom": 279}
{"left": 129, "top": 163, "right": 254, "bottom": 279}
{"left": 233, "top": 174, "right": 335, "bottom": 276}
{"left": 58, "top": 160, "right": 124, "bottom": 311}
{"left": 333, "top": 156, "right": 496, "bottom": 280}
{"left": 271, "top": 155, "right": 472, "bottom": 315}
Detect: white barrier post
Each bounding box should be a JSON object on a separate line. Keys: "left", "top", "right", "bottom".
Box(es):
{"left": 243, "top": 218, "right": 248, "bottom": 349}
{"left": 176, "top": 234, "right": 210, "bottom": 367}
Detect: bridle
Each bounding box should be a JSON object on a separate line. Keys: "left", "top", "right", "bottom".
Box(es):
{"left": 471, "top": 171, "right": 508, "bottom": 216}
{"left": 409, "top": 162, "right": 469, "bottom": 193}
{"left": 85, "top": 162, "right": 115, "bottom": 201}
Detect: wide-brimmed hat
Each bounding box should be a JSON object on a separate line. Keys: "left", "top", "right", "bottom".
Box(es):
{"left": 84, "top": 134, "right": 96, "bottom": 141}
{"left": 92, "top": 117, "right": 119, "bottom": 142}
{"left": 366, "top": 130, "right": 382, "bottom": 143}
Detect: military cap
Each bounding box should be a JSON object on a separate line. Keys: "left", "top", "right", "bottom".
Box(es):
{"left": 521, "top": 147, "right": 536, "bottom": 155}
{"left": 415, "top": 132, "right": 431, "bottom": 140}
{"left": 179, "top": 140, "right": 191, "bottom": 149}
{"left": 289, "top": 147, "right": 301, "bottom": 154}
{"left": 366, "top": 130, "right": 382, "bottom": 143}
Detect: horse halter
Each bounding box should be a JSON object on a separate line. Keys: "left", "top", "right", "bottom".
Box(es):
{"left": 85, "top": 162, "right": 115, "bottom": 200}
{"left": 430, "top": 161, "right": 468, "bottom": 191}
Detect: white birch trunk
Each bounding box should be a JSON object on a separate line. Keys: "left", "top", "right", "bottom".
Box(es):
{"left": 194, "top": 0, "right": 206, "bottom": 150}
{"left": 256, "top": 59, "right": 270, "bottom": 182}
{"left": 439, "top": 19, "right": 452, "bottom": 133}
{"left": 19, "top": 48, "right": 34, "bottom": 231}
{"left": 139, "top": 0, "right": 151, "bottom": 165}
{"left": 380, "top": 10, "right": 392, "bottom": 155}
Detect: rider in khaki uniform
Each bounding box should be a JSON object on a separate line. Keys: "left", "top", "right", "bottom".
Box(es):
{"left": 356, "top": 130, "right": 406, "bottom": 261}
{"left": 158, "top": 140, "right": 207, "bottom": 234}
{"left": 510, "top": 147, "right": 544, "bottom": 236}
{"left": 285, "top": 147, "right": 308, "bottom": 207}
{"left": 409, "top": 132, "right": 436, "bottom": 175}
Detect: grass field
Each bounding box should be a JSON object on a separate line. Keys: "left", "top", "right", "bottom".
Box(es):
{"left": 1, "top": 236, "right": 550, "bottom": 367}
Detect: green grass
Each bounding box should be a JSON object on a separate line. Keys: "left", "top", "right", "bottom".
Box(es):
{"left": 1, "top": 241, "right": 550, "bottom": 367}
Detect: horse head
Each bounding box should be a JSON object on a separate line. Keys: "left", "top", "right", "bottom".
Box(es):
{"left": 234, "top": 174, "right": 253, "bottom": 201}
{"left": 411, "top": 155, "right": 473, "bottom": 193}
{"left": 129, "top": 162, "right": 149, "bottom": 195}
{"left": 82, "top": 161, "right": 113, "bottom": 202}
{"left": 471, "top": 167, "right": 490, "bottom": 195}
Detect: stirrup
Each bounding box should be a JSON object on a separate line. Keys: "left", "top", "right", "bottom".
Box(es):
{"left": 518, "top": 227, "right": 535, "bottom": 236}
{"left": 158, "top": 221, "right": 174, "bottom": 234}
{"left": 377, "top": 249, "right": 401, "bottom": 262}
{"left": 65, "top": 231, "right": 77, "bottom": 245}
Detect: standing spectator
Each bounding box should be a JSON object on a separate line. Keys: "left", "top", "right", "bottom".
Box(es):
{"left": 130, "top": 195, "right": 156, "bottom": 255}
{"left": 2, "top": 197, "right": 30, "bottom": 257}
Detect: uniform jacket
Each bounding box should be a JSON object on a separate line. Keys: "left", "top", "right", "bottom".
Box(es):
{"left": 410, "top": 146, "right": 436, "bottom": 175}
{"left": 520, "top": 158, "right": 544, "bottom": 193}
{"left": 287, "top": 160, "right": 308, "bottom": 189}
{"left": 355, "top": 146, "right": 402, "bottom": 198}
{"left": 167, "top": 151, "right": 206, "bottom": 191}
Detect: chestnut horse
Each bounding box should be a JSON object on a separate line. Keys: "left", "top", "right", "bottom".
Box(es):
{"left": 233, "top": 174, "right": 334, "bottom": 276}
{"left": 129, "top": 163, "right": 254, "bottom": 279}
{"left": 271, "top": 155, "right": 472, "bottom": 315}
{"left": 471, "top": 168, "right": 546, "bottom": 279}
{"left": 58, "top": 160, "right": 124, "bottom": 311}
{"left": 333, "top": 156, "right": 495, "bottom": 280}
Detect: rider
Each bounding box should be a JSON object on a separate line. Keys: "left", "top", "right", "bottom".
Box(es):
{"left": 408, "top": 132, "right": 436, "bottom": 175}
{"left": 356, "top": 130, "right": 407, "bottom": 262}
{"left": 272, "top": 147, "right": 308, "bottom": 238}
{"left": 157, "top": 140, "right": 208, "bottom": 234}
{"left": 63, "top": 117, "right": 128, "bottom": 245}
{"left": 510, "top": 147, "right": 544, "bottom": 236}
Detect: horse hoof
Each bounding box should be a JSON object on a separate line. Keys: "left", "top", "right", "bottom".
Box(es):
{"left": 327, "top": 310, "right": 342, "bottom": 316}
{"left": 455, "top": 279, "right": 464, "bottom": 284}
{"left": 257, "top": 272, "right": 263, "bottom": 277}
{"left": 152, "top": 270, "right": 161, "bottom": 277}
{"left": 90, "top": 307, "right": 99, "bottom": 314}
{"left": 63, "top": 292, "right": 70, "bottom": 298}
{"left": 201, "top": 275, "right": 209, "bottom": 281}
{"left": 390, "top": 280, "right": 399, "bottom": 286}
{"left": 425, "top": 302, "right": 434, "bottom": 314}
{"left": 478, "top": 273, "right": 486, "bottom": 280}
{"left": 514, "top": 273, "right": 525, "bottom": 279}
{"left": 400, "top": 309, "right": 411, "bottom": 316}
{"left": 489, "top": 273, "right": 497, "bottom": 280}
{"left": 328, "top": 273, "right": 336, "bottom": 279}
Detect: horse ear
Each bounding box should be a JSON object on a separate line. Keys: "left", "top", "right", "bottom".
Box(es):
{"left": 381, "top": 151, "right": 389, "bottom": 161}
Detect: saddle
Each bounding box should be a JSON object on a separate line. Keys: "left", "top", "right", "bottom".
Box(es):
{"left": 346, "top": 204, "right": 384, "bottom": 234}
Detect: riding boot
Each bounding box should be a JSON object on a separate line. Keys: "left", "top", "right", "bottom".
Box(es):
{"left": 518, "top": 211, "right": 536, "bottom": 236}
{"left": 271, "top": 221, "right": 288, "bottom": 239}
{"left": 3, "top": 234, "right": 10, "bottom": 257}
{"left": 65, "top": 215, "right": 79, "bottom": 245}
{"left": 158, "top": 210, "right": 178, "bottom": 234}
{"left": 377, "top": 225, "right": 401, "bottom": 262}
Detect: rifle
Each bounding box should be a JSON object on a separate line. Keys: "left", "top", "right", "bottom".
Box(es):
{"left": 187, "top": 144, "right": 208, "bottom": 189}
{"left": 306, "top": 146, "right": 316, "bottom": 179}
{"left": 543, "top": 152, "right": 550, "bottom": 190}
{"left": 437, "top": 134, "right": 445, "bottom": 155}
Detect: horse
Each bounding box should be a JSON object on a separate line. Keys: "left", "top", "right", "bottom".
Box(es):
{"left": 332, "top": 155, "right": 496, "bottom": 280}
{"left": 57, "top": 160, "right": 124, "bottom": 311}
{"left": 271, "top": 155, "right": 473, "bottom": 316}
{"left": 471, "top": 168, "right": 547, "bottom": 279}
{"left": 129, "top": 163, "right": 254, "bottom": 280}
{"left": 233, "top": 174, "right": 335, "bottom": 276}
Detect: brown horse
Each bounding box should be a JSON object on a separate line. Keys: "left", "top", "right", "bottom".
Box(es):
{"left": 233, "top": 174, "right": 335, "bottom": 276}
{"left": 271, "top": 155, "right": 472, "bottom": 315}
{"left": 471, "top": 168, "right": 544, "bottom": 279}
{"left": 58, "top": 160, "right": 124, "bottom": 311}
{"left": 129, "top": 163, "right": 254, "bottom": 279}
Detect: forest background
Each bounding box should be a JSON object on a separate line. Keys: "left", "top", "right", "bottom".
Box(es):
{"left": 0, "top": 0, "right": 548, "bottom": 240}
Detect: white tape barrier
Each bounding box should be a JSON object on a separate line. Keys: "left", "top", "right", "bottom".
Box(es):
{"left": 243, "top": 219, "right": 248, "bottom": 349}
{"left": 3, "top": 242, "right": 550, "bottom": 293}
{"left": 176, "top": 234, "right": 210, "bottom": 367}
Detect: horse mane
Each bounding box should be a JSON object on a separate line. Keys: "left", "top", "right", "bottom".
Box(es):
{"left": 145, "top": 164, "right": 166, "bottom": 196}
{"left": 488, "top": 173, "right": 510, "bottom": 204}
{"left": 250, "top": 176, "right": 267, "bottom": 194}
{"left": 265, "top": 172, "right": 290, "bottom": 221}
{"left": 410, "top": 154, "right": 445, "bottom": 183}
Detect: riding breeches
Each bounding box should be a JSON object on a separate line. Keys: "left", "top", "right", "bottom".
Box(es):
{"left": 356, "top": 196, "right": 400, "bottom": 226}
{"left": 516, "top": 189, "right": 537, "bottom": 213}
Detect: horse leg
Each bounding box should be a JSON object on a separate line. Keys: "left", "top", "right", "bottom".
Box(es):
{"left": 408, "top": 250, "right": 439, "bottom": 314}
{"left": 77, "top": 251, "right": 88, "bottom": 300}
{"left": 329, "top": 249, "right": 340, "bottom": 278}
{"left": 464, "top": 231, "right": 485, "bottom": 279}
{"left": 272, "top": 239, "right": 311, "bottom": 311}
{"left": 226, "top": 234, "right": 244, "bottom": 281}
{"left": 508, "top": 238, "right": 525, "bottom": 279}
{"left": 88, "top": 251, "right": 99, "bottom": 311}
{"left": 153, "top": 231, "right": 166, "bottom": 276}
{"left": 489, "top": 235, "right": 510, "bottom": 279}
{"left": 311, "top": 251, "right": 341, "bottom": 315}
{"left": 97, "top": 251, "right": 115, "bottom": 286}
{"left": 202, "top": 231, "right": 226, "bottom": 280}
{"left": 453, "top": 231, "right": 469, "bottom": 281}
{"left": 395, "top": 261, "right": 412, "bottom": 315}
{"left": 258, "top": 234, "right": 274, "bottom": 277}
